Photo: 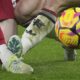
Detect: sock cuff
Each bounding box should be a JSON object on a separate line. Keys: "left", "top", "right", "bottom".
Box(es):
{"left": 39, "top": 8, "right": 57, "bottom": 24}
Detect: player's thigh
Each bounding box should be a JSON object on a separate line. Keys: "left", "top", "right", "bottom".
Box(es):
{"left": 15, "top": 0, "right": 45, "bottom": 17}
{"left": 0, "top": 19, "right": 17, "bottom": 43}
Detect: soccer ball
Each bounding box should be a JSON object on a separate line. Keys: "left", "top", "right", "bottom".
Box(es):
{"left": 55, "top": 7, "right": 80, "bottom": 49}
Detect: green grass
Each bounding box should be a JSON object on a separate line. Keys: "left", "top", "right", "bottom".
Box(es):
{"left": 0, "top": 26, "right": 80, "bottom": 80}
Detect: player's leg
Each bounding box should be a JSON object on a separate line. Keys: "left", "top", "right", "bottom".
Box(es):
{"left": 15, "top": 0, "right": 46, "bottom": 21}
{"left": 0, "top": 27, "right": 33, "bottom": 74}
{"left": 0, "top": 19, "right": 17, "bottom": 43}
{"left": 21, "top": 9, "right": 56, "bottom": 55}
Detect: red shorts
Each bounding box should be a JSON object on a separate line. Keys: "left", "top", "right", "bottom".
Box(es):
{"left": 0, "top": 0, "right": 15, "bottom": 20}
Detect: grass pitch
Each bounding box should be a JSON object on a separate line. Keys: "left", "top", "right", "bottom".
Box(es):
{"left": 0, "top": 26, "right": 80, "bottom": 80}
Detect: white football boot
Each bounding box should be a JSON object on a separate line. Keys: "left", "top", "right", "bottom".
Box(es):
{"left": 0, "top": 44, "right": 33, "bottom": 74}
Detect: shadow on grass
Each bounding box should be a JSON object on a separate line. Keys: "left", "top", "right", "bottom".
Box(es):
{"left": 30, "top": 59, "right": 66, "bottom": 67}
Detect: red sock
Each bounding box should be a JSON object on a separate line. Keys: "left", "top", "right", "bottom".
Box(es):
{"left": 0, "top": 27, "right": 6, "bottom": 45}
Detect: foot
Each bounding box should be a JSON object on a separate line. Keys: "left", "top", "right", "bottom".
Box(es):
{"left": 0, "top": 45, "right": 33, "bottom": 74}
{"left": 4, "top": 56, "right": 33, "bottom": 74}
{"left": 3, "top": 55, "right": 33, "bottom": 74}
{"left": 7, "top": 35, "right": 22, "bottom": 58}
